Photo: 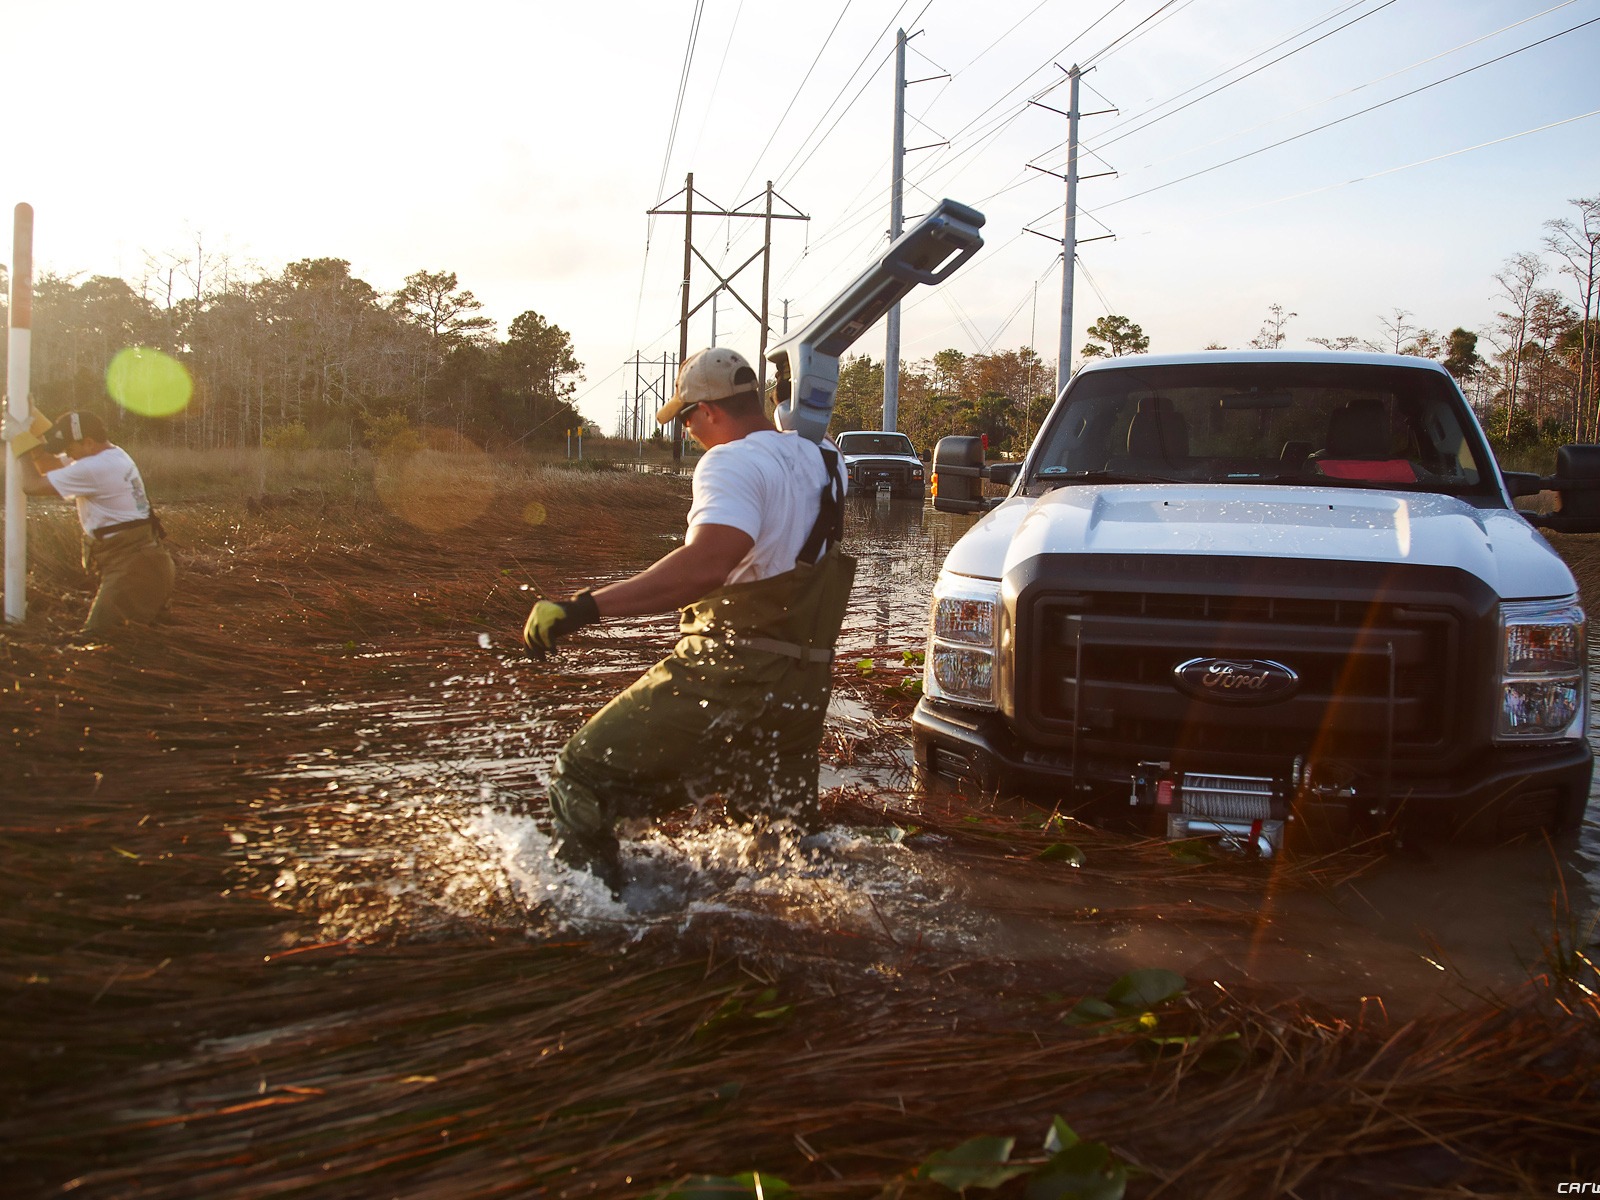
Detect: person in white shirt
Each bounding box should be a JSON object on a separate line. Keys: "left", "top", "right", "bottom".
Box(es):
{"left": 520, "top": 348, "right": 853, "bottom": 894}
{"left": 7, "top": 410, "right": 175, "bottom": 638}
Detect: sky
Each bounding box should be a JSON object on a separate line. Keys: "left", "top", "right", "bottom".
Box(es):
{"left": 3, "top": 0, "right": 1598, "bottom": 431}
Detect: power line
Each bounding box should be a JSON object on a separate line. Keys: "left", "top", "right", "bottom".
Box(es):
{"left": 1099, "top": 14, "right": 1600, "bottom": 211}
{"left": 1087, "top": 0, "right": 1400, "bottom": 153}
{"left": 771, "top": 5, "right": 911, "bottom": 191}
{"left": 1080, "top": 0, "right": 1186, "bottom": 70}
{"left": 703, "top": 2, "right": 899, "bottom": 283}
{"left": 730, "top": 3, "right": 1128, "bottom": 304}
{"left": 1122, "top": 0, "right": 1582, "bottom": 173}
{"left": 687, "top": 0, "right": 748, "bottom": 168}
{"left": 636, "top": 1, "right": 708, "bottom": 352}
{"left": 732, "top": 0, "right": 857, "bottom": 201}
{"left": 654, "top": 0, "right": 707, "bottom": 208}
{"left": 1148, "top": 105, "right": 1600, "bottom": 232}
{"left": 1082, "top": 0, "right": 1199, "bottom": 67}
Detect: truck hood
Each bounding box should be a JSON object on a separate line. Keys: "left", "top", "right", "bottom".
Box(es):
{"left": 843, "top": 452, "right": 922, "bottom": 466}
{"left": 942, "top": 484, "right": 1576, "bottom": 600}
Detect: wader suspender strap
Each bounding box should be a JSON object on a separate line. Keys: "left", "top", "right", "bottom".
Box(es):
{"left": 796, "top": 447, "right": 844, "bottom": 567}
{"left": 708, "top": 447, "right": 845, "bottom": 664}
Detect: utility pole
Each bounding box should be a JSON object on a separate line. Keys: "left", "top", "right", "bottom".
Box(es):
{"left": 884, "top": 30, "right": 907, "bottom": 435}
{"left": 1025, "top": 66, "right": 1116, "bottom": 399}
{"left": 649, "top": 175, "right": 807, "bottom": 461}
{"left": 883, "top": 29, "right": 948, "bottom": 433}
{"left": 1058, "top": 66, "right": 1081, "bottom": 399}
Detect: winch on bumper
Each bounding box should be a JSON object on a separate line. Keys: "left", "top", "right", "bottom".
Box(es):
{"left": 911, "top": 551, "right": 1593, "bottom": 849}
{"left": 912, "top": 699, "right": 1593, "bottom": 850}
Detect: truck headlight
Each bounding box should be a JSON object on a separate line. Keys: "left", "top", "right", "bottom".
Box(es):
{"left": 1496, "top": 599, "right": 1587, "bottom": 740}
{"left": 925, "top": 574, "right": 1001, "bottom": 708}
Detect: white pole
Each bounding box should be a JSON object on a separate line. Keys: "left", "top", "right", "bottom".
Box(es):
{"left": 883, "top": 28, "right": 906, "bottom": 433}
{"left": 5, "top": 203, "right": 34, "bottom": 626}
{"left": 1056, "top": 67, "right": 1081, "bottom": 399}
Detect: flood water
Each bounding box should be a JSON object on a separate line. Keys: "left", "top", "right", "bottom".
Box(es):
{"left": 241, "top": 493, "right": 1600, "bottom": 1019}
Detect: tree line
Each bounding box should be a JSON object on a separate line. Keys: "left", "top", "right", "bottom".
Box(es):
{"left": 4, "top": 194, "right": 1592, "bottom": 458}
{"left": 830, "top": 194, "right": 1599, "bottom": 456}
{"left": 0, "top": 254, "right": 586, "bottom": 451}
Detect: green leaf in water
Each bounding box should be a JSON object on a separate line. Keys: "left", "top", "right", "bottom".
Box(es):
{"left": 917, "top": 1135, "right": 1030, "bottom": 1192}
{"left": 1105, "top": 968, "right": 1185, "bottom": 1011}
{"left": 1063, "top": 998, "right": 1119, "bottom": 1027}
{"left": 1037, "top": 842, "right": 1084, "bottom": 866}
{"left": 1043, "top": 1116, "right": 1079, "bottom": 1156}
{"left": 1025, "top": 1139, "right": 1127, "bottom": 1200}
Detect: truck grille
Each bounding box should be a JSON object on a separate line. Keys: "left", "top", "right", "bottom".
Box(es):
{"left": 1012, "top": 556, "right": 1488, "bottom": 773}
{"left": 849, "top": 460, "right": 916, "bottom": 488}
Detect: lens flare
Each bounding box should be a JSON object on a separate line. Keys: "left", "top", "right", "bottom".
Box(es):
{"left": 372, "top": 427, "right": 496, "bottom": 532}
{"left": 522, "top": 501, "right": 548, "bottom": 527}
{"left": 106, "top": 347, "right": 193, "bottom": 417}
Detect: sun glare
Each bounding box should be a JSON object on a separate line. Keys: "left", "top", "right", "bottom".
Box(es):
{"left": 105, "top": 347, "right": 193, "bottom": 418}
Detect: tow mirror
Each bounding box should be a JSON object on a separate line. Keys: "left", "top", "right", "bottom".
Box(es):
{"left": 932, "top": 436, "right": 985, "bottom": 512}
{"left": 1521, "top": 444, "right": 1600, "bottom": 534}
{"left": 931, "top": 435, "right": 1017, "bottom": 513}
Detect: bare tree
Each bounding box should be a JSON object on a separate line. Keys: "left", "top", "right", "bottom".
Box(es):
{"left": 1544, "top": 195, "right": 1600, "bottom": 440}
{"left": 1250, "top": 303, "right": 1296, "bottom": 349}
{"left": 1484, "top": 252, "right": 1545, "bottom": 438}
{"left": 1366, "top": 309, "right": 1416, "bottom": 353}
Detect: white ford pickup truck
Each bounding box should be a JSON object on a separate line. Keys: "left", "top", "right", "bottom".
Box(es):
{"left": 917, "top": 351, "right": 1600, "bottom": 853}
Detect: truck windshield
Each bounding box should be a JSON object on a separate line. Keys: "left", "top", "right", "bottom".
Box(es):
{"left": 1027, "top": 361, "right": 1492, "bottom": 495}
{"left": 838, "top": 433, "right": 916, "bottom": 456}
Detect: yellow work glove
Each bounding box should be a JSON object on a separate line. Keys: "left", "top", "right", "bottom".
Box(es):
{"left": 522, "top": 591, "right": 600, "bottom": 659}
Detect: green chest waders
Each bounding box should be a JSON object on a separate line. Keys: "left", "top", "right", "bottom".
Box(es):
{"left": 81, "top": 523, "right": 176, "bottom": 635}
{"left": 548, "top": 450, "right": 854, "bottom": 847}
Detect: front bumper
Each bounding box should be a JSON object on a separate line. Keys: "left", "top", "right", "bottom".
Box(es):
{"left": 844, "top": 458, "right": 924, "bottom": 492}
{"left": 912, "top": 697, "right": 1592, "bottom": 835}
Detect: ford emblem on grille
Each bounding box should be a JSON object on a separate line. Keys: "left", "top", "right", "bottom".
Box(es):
{"left": 1172, "top": 657, "right": 1299, "bottom": 705}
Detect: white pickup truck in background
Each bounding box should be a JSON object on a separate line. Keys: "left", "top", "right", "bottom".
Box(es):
{"left": 836, "top": 430, "right": 926, "bottom": 500}
{"left": 918, "top": 350, "right": 1600, "bottom": 853}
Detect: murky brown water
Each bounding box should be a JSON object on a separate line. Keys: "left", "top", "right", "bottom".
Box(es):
{"left": 241, "top": 493, "right": 1600, "bottom": 1018}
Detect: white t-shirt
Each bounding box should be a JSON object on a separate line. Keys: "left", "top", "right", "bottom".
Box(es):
{"left": 688, "top": 430, "right": 847, "bottom": 586}
{"left": 45, "top": 445, "right": 152, "bottom": 535}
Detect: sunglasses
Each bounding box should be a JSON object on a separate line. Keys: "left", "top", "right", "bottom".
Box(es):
{"left": 679, "top": 402, "right": 702, "bottom": 423}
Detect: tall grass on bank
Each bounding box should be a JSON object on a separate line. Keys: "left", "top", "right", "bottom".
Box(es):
{"left": 2, "top": 446, "right": 694, "bottom": 642}
{"left": 124, "top": 444, "right": 690, "bottom": 507}
{"left": 4, "top": 453, "right": 1599, "bottom": 1196}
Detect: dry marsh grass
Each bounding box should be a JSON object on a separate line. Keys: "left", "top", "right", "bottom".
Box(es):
{"left": 2, "top": 459, "right": 1598, "bottom": 1197}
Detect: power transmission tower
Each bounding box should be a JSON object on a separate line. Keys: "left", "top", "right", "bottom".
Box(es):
{"left": 884, "top": 28, "right": 948, "bottom": 433}
{"left": 648, "top": 173, "right": 808, "bottom": 460}
{"left": 1024, "top": 65, "right": 1117, "bottom": 398}
{"left": 630, "top": 351, "right": 677, "bottom": 446}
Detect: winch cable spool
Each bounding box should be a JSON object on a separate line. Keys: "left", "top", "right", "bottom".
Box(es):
{"left": 1168, "top": 771, "right": 1286, "bottom": 858}
{"left": 1179, "top": 773, "right": 1277, "bottom": 822}
{"left": 768, "top": 198, "right": 984, "bottom": 444}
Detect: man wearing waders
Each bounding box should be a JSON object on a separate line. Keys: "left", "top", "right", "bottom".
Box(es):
{"left": 521, "top": 347, "right": 852, "bottom": 895}
{"left": 7, "top": 410, "right": 175, "bottom": 638}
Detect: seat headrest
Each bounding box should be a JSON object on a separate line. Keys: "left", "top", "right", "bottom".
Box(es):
{"left": 1325, "top": 401, "right": 1391, "bottom": 459}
